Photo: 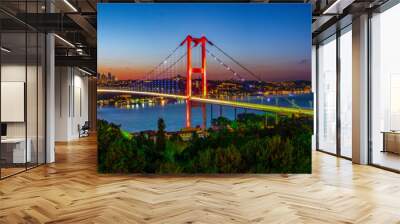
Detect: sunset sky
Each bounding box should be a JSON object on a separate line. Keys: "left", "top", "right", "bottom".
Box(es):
{"left": 98, "top": 4, "right": 311, "bottom": 82}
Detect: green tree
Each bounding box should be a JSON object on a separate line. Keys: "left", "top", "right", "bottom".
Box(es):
{"left": 156, "top": 118, "right": 166, "bottom": 152}
{"left": 216, "top": 144, "right": 241, "bottom": 173}
{"left": 104, "top": 137, "right": 133, "bottom": 173}
{"left": 264, "top": 136, "right": 294, "bottom": 173}
{"left": 197, "top": 147, "right": 217, "bottom": 173}
{"left": 211, "top": 116, "right": 231, "bottom": 129}
{"left": 239, "top": 138, "right": 267, "bottom": 172}
{"left": 97, "top": 120, "right": 123, "bottom": 172}
{"left": 97, "top": 113, "right": 313, "bottom": 174}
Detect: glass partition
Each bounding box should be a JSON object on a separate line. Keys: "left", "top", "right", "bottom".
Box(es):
{"left": 1, "top": 31, "right": 28, "bottom": 177}
{"left": 38, "top": 32, "right": 45, "bottom": 165}
{"left": 312, "top": 45, "right": 317, "bottom": 150}
{"left": 370, "top": 3, "right": 400, "bottom": 171}
{"left": 339, "top": 26, "right": 352, "bottom": 158}
{"left": 317, "top": 35, "right": 337, "bottom": 154}
{"left": 0, "top": 1, "right": 46, "bottom": 179}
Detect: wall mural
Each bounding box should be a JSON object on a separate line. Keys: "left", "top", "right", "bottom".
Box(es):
{"left": 97, "top": 3, "right": 313, "bottom": 173}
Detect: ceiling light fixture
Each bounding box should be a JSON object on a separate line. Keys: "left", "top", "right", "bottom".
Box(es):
{"left": 63, "top": 0, "right": 78, "bottom": 12}
{"left": 323, "top": 0, "right": 341, "bottom": 14}
{"left": 78, "top": 67, "right": 93, "bottom": 76}
{"left": 76, "top": 48, "right": 85, "bottom": 55}
{"left": 322, "top": 0, "right": 354, "bottom": 15}
{"left": 54, "top": 34, "right": 75, "bottom": 48}
{"left": 1, "top": 47, "right": 11, "bottom": 53}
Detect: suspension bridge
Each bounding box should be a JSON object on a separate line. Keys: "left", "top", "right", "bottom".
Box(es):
{"left": 97, "top": 35, "right": 313, "bottom": 116}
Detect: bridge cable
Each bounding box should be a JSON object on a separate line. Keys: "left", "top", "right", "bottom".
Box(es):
{"left": 206, "top": 49, "right": 245, "bottom": 81}
{"left": 209, "top": 42, "right": 304, "bottom": 109}
{"left": 209, "top": 42, "right": 263, "bottom": 82}
{"left": 154, "top": 52, "right": 187, "bottom": 79}
{"left": 146, "top": 44, "right": 182, "bottom": 77}
{"left": 152, "top": 44, "right": 197, "bottom": 79}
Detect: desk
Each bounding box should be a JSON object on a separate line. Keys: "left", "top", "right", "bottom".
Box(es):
{"left": 1, "top": 138, "right": 31, "bottom": 163}
{"left": 382, "top": 131, "right": 400, "bottom": 154}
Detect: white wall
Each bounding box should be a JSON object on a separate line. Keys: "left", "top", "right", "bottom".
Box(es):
{"left": 72, "top": 73, "right": 89, "bottom": 138}
{"left": 1, "top": 64, "right": 26, "bottom": 138}
{"left": 55, "top": 67, "right": 89, "bottom": 141}
{"left": 55, "top": 67, "right": 69, "bottom": 141}
{"left": 1, "top": 64, "right": 41, "bottom": 139}
{"left": 1, "top": 63, "right": 46, "bottom": 164}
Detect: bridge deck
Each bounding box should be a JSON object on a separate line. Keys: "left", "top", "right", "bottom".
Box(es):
{"left": 97, "top": 89, "right": 313, "bottom": 116}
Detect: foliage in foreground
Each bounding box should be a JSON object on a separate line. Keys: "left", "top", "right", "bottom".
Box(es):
{"left": 97, "top": 113, "right": 312, "bottom": 174}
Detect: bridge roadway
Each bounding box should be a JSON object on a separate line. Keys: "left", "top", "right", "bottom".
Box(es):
{"left": 97, "top": 88, "right": 313, "bottom": 116}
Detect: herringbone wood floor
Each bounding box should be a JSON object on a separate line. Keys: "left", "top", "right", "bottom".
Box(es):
{"left": 0, "top": 136, "right": 400, "bottom": 224}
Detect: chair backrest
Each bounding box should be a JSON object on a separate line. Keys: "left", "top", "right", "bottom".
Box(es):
{"left": 82, "top": 121, "right": 90, "bottom": 129}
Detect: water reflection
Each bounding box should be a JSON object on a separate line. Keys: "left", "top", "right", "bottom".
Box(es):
{"left": 97, "top": 93, "right": 313, "bottom": 132}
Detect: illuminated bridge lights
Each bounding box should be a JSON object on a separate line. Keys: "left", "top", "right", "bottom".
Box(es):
{"left": 97, "top": 88, "right": 313, "bottom": 116}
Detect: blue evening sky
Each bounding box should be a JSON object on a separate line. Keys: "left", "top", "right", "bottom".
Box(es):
{"left": 98, "top": 3, "right": 311, "bottom": 81}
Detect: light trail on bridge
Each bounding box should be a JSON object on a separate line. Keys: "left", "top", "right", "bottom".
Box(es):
{"left": 97, "top": 88, "right": 313, "bottom": 116}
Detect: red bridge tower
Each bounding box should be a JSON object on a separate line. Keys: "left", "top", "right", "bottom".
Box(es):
{"left": 180, "top": 35, "right": 208, "bottom": 98}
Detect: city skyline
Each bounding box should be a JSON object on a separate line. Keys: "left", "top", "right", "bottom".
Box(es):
{"left": 98, "top": 4, "right": 311, "bottom": 82}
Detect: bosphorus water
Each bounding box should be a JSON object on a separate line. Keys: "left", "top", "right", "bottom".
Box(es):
{"left": 97, "top": 93, "right": 313, "bottom": 132}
